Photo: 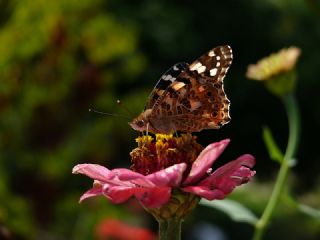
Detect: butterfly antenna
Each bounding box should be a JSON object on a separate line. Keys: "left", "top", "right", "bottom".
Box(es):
{"left": 117, "top": 100, "right": 134, "bottom": 118}
{"left": 88, "top": 108, "right": 130, "bottom": 119}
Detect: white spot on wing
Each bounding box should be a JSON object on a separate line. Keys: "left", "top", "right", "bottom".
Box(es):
{"left": 163, "top": 74, "right": 175, "bottom": 81}
{"left": 216, "top": 56, "right": 221, "bottom": 61}
{"left": 197, "top": 65, "right": 206, "bottom": 73}
{"left": 210, "top": 68, "right": 218, "bottom": 76}
{"left": 189, "top": 62, "right": 202, "bottom": 71}
{"left": 208, "top": 50, "right": 215, "bottom": 57}
{"left": 190, "top": 61, "right": 206, "bottom": 74}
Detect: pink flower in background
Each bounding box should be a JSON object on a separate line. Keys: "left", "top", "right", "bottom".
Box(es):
{"left": 73, "top": 137, "right": 255, "bottom": 208}
{"left": 95, "top": 218, "right": 156, "bottom": 240}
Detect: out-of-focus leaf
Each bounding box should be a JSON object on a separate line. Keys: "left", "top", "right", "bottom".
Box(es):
{"left": 81, "top": 15, "right": 137, "bottom": 64}
{"left": 0, "top": 0, "right": 142, "bottom": 239}
{"left": 262, "top": 126, "right": 284, "bottom": 163}
{"left": 282, "top": 190, "right": 320, "bottom": 219}
{"left": 298, "top": 204, "right": 320, "bottom": 219}
{"left": 200, "top": 199, "right": 258, "bottom": 225}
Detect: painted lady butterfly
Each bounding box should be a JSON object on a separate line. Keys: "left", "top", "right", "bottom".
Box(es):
{"left": 130, "top": 45, "right": 232, "bottom": 134}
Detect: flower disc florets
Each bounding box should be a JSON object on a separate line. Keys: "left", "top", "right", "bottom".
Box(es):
{"left": 130, "top": 134, "right": 203, "bottom": 175}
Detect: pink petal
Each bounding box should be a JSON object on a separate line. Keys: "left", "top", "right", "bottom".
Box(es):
{"left": 73, "top": 164, "right": 115, "bottom": 182}
{"left": 129, "top": 178, "right": 156, "bottom": 188}
{"left": 111, "top": 168, "right": 146, "bottom": 181}
{"left": 105, "top": 185, "right": 171, "bottom": 208}
{"left": 182, "top": 186, "right": 226, "bottom": 200}
{"left": 79, "top": 184, "right": 104, "bottom": 202}
{"left": 104, "top": 185, "right": 136, "bottom": 204}
{"left": 146, "top": 163, "right": 187, "bottom": 187}
{"left": 134, "top": 187, "right": 171, "bottom": 208}
{"left": 193, "top": 154, "right": 255, "bottom": 198}
{"left": 204, "top": 154, "right": 255, "bottom": 182}
{"left": 111, "top": 168, "right": 156, "bottom": 188}
{"left": 183, "top": 139, "right": 230, "bottom": 185}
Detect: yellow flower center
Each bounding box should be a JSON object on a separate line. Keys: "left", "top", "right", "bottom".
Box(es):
{"left": 130, "top": 134, "right": 203, "bottom": 175}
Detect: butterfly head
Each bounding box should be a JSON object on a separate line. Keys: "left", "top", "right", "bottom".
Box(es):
{"left": 130, "top": 118, "right": 147, "bottom": 132}
{"left": 129, "top": 109, "right": 152, "bottom": 132}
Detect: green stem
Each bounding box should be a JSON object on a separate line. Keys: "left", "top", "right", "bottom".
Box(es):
{"left": 158, "top": 219, "right": 182, "bottom": 240}
{"left": 282, "top": 95, "right": 300, "bottom": 162}
{"left": 253, "top": 94, "right": 300, "bottom": 240}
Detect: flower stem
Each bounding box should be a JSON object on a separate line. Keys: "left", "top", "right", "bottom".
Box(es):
{"left": 253, "top": 94, "right": 300, "bottom": 240}
{"left": 158, "top": 219, "right": 182, "bottom": 240}
{"left": 282, "top": 94, "right": 300, "bottom": 162}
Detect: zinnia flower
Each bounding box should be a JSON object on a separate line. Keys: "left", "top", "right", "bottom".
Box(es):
{"left": 246, "top": 47, "right": 301, "bottom": 81}
{"left": 246, "top": 46, "right": 301, "bottom": 95}
{"left": 73, "top": 134, "right": 255, "bottom": 215}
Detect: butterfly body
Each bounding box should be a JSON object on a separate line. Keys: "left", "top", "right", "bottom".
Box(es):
{"left": 130, "top": 45, "right": 233, "bottom": 134}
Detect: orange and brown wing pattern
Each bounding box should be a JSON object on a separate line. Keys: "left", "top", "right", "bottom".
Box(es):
{"left": 149, "top": 45, "right": 232, "bottom": 132}
{"left": 130, "top": 45, "right": 233, "bottom": 133}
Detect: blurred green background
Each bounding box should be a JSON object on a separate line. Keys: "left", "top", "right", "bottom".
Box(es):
{"left": 0, "top": 0, "right": 319, "bottom": 239}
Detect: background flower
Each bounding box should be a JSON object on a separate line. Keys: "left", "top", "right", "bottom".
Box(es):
{"left": 246, "top": 47, "right": 301, "bottom": 81}
{"left": 95, "top": 218, "right": 156, "bottom": 240}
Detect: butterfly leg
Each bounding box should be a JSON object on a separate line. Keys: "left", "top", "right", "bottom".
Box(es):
{"left": 139, "top": 129, "right": 144, "bottom": 138}
{"left": 140, "top": 122, "right": 149, "bottom": 147}
{"left": 146, "top": 122, "right": 149, "bottom": 137}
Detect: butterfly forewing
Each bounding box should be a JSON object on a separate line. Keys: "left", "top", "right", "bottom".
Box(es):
{"left": 189, "top": 45, "right": 232, "bottom": 80}
{"left": 131, "top": 45, "right": 233, "bottom": 133}
{"left": 144, "top": 62, "right": 188, "bottom": 110}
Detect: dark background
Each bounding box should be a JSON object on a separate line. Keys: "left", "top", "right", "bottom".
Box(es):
{"left": 0, "top": 0, "right": 319, "bottom": 239}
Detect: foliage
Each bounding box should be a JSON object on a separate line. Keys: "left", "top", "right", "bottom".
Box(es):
{"left": 0, "top": 0, "right": 144, "bottom": 239}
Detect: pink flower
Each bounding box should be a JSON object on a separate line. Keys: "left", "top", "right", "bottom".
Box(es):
{"left": 95, "top": 218, "right": 156, "bottom": 240}
{"left": 73, "top": 137, "right": 255, "bottom": 208}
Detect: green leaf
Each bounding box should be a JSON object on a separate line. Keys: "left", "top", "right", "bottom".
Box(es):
{"left": 262, "top": 126, "right": 284, "bottom": 163}
{"left": 298, "top": 204, "right": 320, "bottom": 219}
{"left": 200, "top": 199, "right": 258, "bottom": 225}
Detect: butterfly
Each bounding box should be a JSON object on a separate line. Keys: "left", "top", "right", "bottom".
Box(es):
{"left": 129, "top": 45, "right": 232, "bottom": 134}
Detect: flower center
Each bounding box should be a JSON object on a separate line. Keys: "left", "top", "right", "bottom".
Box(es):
{"left": 130, "top": 134, "right": 203, "bottom": 175}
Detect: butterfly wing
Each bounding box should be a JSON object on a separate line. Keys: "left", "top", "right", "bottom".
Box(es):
{"left": 150, "top": 45, "right": 232, "bottom": 132}
{"left": 144, "top": 62, "right": 188, "bottom": 110}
